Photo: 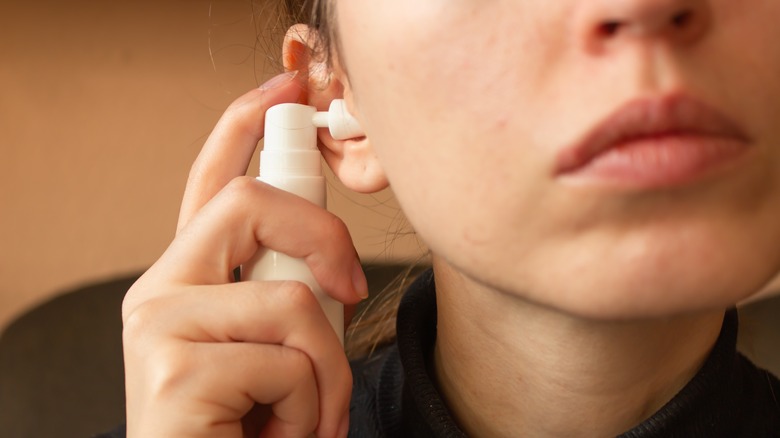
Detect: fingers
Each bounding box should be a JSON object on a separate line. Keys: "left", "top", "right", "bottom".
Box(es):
{"left": 202, "top": 344, "right": 321, "bottom": 438}
{"left": 161, "top": 177, "right": 366, "bottom": 304}
{"left": 127, "top": 341, "right": 321, "bottom": 437}
{"left": 177, "top": 71, "right": 304, "bottom": 233}
{"left": 123, "top": 281, "right": 351, "bottom": 438}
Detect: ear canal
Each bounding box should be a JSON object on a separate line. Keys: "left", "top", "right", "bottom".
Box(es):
{"left": 329, "top": 100, "right": 365, "bottom": 140}
{"left": 313, "top": 100, "right": 365, "bottom": 140}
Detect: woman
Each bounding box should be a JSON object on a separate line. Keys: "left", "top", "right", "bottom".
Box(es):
{"left": 110, "top": 0, "right": 780, "bottom": 436}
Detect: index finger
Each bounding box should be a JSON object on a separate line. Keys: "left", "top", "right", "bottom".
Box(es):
{"left": 177, "top": 71, "right": 304, "bottom": 233}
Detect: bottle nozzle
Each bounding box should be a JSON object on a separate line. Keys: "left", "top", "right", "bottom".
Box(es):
{"left": 313, "top": 100, "right": 365, "bottom": 140}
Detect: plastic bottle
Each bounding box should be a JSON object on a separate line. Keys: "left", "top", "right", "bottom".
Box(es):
{"left": 243, "top": 100, "right": 364, "bottom": 345}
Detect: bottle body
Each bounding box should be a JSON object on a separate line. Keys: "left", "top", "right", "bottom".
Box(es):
{"left": 242, "top": 174, "right": 345, "bottom": 345}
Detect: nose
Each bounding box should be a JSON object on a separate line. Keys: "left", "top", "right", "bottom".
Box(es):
{"left": 578, "top": 0, "right": 711, "bottom": 52}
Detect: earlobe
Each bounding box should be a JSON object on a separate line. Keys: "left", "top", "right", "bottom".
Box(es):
{"left": 282, "top": 25, "right": 389, "bottom": 194}
{"left": 321, "top": 136, "right": 390, "bottom": 194}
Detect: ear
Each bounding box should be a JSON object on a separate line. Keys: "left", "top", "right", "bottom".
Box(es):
{"left": 283, "top": 25, "right": 388, "bottom": 194}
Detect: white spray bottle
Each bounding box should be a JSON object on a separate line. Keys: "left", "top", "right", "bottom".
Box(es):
{"left": 243, "top": 100, "right": 364, "bottom": 345}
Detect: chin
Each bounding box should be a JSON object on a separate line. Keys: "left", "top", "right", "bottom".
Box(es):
{"left": 528, "top": 241, "right": 779, "bottom": 320}
{"left": 454, "top": 223, "right": 780, "bottom": 321}
{"left": 544, "top": 267, "right": 766, "bottom": 320}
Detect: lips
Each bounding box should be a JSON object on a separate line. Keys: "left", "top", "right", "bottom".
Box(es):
{"left": 555, "top": 95, "right": 752, "bottom": 189}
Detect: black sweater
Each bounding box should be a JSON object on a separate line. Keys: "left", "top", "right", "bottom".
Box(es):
{"left": 348, "top": 269, "right": 780, "bottom": 437}
{"left": 102, "top": 269, "right": 780, "bottom": 437}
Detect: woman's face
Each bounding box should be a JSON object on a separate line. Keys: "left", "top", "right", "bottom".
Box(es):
{"left": 333, "top": 0, "right": 780, "bottom": 318}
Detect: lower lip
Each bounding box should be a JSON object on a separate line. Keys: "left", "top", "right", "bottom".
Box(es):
{"left": 558, "top": 135, "right": 751, "bottom": 190}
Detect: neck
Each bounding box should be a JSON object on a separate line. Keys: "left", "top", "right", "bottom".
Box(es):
{"left": 431, "top": 258, "right": 724, "bottom": 438}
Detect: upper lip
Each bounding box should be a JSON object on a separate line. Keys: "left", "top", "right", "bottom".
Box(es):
{"left": 554, "top": 94, "right": 751, "bottom": 174}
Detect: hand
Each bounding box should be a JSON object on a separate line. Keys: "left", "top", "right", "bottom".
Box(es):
{"left": 121, "top": 72, "right": 367, "bottom": 438}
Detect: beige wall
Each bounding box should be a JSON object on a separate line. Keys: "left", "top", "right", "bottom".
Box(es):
{"left": 0, "top": 0, "right": 422, "bottom": 331}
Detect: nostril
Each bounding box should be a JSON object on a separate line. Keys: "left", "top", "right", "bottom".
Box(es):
{"left": 671, "top": 10, "right": 693, "bottom": 28}
{"left": 598, "top": 21, "right": 622, "bottom": 37}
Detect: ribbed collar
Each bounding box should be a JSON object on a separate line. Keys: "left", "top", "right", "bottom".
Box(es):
{"left": 392, "top": 269, "right": 767, "bottom": 437}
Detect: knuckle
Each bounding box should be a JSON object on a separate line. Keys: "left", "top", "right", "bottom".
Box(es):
{"left": 339, "top": 358, "right": 354, "bottom": 391}
{"left": 123, "top": 308, "right": 194, "bottom": 395}
{"left": 151, "top": 346, "right": 194, "bottom": 395}
{"left": 283, "top": 348, "right": 318, "bottom": 397}
{"left": 285, "top": 347, "right": 314, "bottom": 377}
{"left": 122, "top": 297, "right": 168, "bottom": 343}
{"left": 331, "top": 354, "right": 354, "bottom": 401}
{"left": 223, "top": 90, "right": 265, "bottom": 136}
{"left": 139, "top": 348, "right": 195, "bottom": 404}
{"left": 220, "top": 176, "right": 264, "bottom": 213}
{"left": 121, "top": 287, "right": 142, "bottom": 323}
{"left": 321, "top": 213, "right": 351, "bottom": 244}
{"left": 278, "top": 281, "right": 318, "bottom": 312}
{"left": 121, "top": 275, "right": 153, "bottom": 322}
{"left": 224, "top": 175, "right": 260, "bottom": 198}
{"left": 287, "top": 359, "right": 320, "bottom": 434}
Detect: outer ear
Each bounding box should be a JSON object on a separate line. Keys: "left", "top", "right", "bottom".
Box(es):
{"left": 283, "top": 25, "right": 389, "bottom": 194}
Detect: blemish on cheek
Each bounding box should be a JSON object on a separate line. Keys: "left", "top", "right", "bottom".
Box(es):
{"left": 494, "top": 117, "right": 509, "bottom": 132}
{"left": 462, "top": 225, "right": 492, "bottom": 246}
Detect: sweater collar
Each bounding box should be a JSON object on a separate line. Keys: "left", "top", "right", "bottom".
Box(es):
{"left": 394, "top": 269, "right": 745, "bottom": 437}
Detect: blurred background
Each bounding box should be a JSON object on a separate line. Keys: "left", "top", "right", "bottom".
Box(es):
{"left": 0, "top": 0, "right": 422, "bottom": 334}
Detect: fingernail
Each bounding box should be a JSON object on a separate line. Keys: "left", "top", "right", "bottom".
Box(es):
{"left": 337, "top": 414, "right": 350, "bottom": 438}
{"left": 259, "top": 70, "right": 299, "bottom": 91}
{"left": 352, "top": 259, "right": 369, "bottom": 300}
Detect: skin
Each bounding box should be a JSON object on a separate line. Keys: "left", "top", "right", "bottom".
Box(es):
{"left": 122, "top": 0, "right": 780, "bottom": 436}
{"left": 326, "top": 0, "right": 780, "bottom": 435}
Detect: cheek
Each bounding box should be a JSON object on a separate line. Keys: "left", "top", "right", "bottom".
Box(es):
{"left": 337, "top": 4, "right": 553, "bottom": 177}
{"left": 336, "top": 4, "right": 570, "bottom": 263}
{"left": 713, "top": 5, "right": 780, "bottom": 139}
{"left": 337, "top": 1, "right": 558, "bottom": 136}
